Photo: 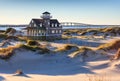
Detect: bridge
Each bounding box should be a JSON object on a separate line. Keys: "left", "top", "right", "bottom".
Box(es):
{"left": 60, "top": 22, "right": 90, "bottom": 27}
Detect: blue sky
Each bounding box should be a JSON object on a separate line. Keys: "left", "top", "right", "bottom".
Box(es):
{"left": 0, "top": 0, "right": 120, "bottom": 25}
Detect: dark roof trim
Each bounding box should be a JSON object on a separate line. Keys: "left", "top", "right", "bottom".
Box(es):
{"left": 32, "top": 19, "right": 60, "bottom": 25}
{"left": 42, "top": 12, "right": 50, "bottom": 14}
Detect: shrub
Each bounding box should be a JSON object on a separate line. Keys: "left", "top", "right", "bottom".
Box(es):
{"left": 27, "top": 40, "right": 39, "bottom": 46}
{"left": 18, "top": 44, "right": 50, "bottom": 53}
{"left": 18, "top": 44, "right": 39, "bottom": 51}
{"left": 5, "top": 28, "right": 16, "bottom": 34}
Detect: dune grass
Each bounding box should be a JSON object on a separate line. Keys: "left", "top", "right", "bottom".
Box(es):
{"left": 69, "top": 46, "right": 95, "bottom": 58}
{"left": 97, "top": 39, "right": 120, "bottom": 51}
{"left": 0, "top": 34, "right": 7, "bottom": 39}
{"left": 64, "top": 27, "right": 120, "bottom": 36}
{"left": 18, "top": 43, "right": 50, "bottom": 53}
{"left": 113, "top": 48, "right": 120, "bottom": 60}
{"left": 0, "top": 41, "right": 50, "bottom": 60}
{"left": 0, "top": 46, "right": 17, "bottom": 59}
{"left": 55, "top": 44, "right": 79, "bottom": 52}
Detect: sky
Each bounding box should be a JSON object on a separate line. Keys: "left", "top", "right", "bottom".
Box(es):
{"left": 0, "top": 0, "right": 120, "bottom": 25}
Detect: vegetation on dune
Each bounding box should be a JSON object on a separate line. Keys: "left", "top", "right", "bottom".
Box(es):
{"left": 18, "top": 37, "right": 29, "bottom": 42}
{"left": 27, "top": 40, "right": 40, "bottom": 46}
{"left": 62, "top": 35, "right": 73, "bottom": 40}
{"left": 63, "top": 27, "right": 120, "bottom": 36}
{"left": 18, "top": 44, "right": 40, "bottom": 51}
{"left": 4, "top": 28, "right": 16, "bottom": 34}
{"left": 0, "top": 46, "right": 16, "bottom": 59}
{"left": 18, "top": 43, "right": 50, "bottom": 53}
{"left": 0, "top": 40, "right": 50, "bottom": 60}
{"left": 81, "top": 29, "right": 103, "bottom": 35}
{"left": 113, "top": 48, "right": 120, "bottom": 60}
{"left": 5, "top": 36, "right": 19, "bottom": 41}
{"left": 63, "top": 29, "right": 84, "bottom": 35}
{"left": 103, "top": 27, "right": 120, "bottom": 33}
{"left": 55, "top": 44, "right": 79, "bottom": 52}
{"left": 69, "top": 46, "right": 95, "bottom": 58}
{"left": 0, "top": 34, "right": 8, "bottom": 39}
{"left": 0, "top": 30, "right": 5, "bottom": 33}
{"left": 97, "top": 39, "right": 120, "bottom": 51}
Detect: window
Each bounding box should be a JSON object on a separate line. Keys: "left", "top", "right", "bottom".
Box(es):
{"left": 34, "top": 24, "right": 36, "bottom": 27}
{"left": 40, "top": 23, "right": 42, "bottom": 27}
{"left": 52, "top": 23, "right": 54, "bottom": 27}
{"left": 55, "top": 23, "right": 58, "bottom": 27}
{"left": 48, "top": 22, "right": 50, "bottom": 25}
{"left": 39, "top": 30, "right": 41, "bottom": 33}
{"left": 52, "top": 30, "right": 55, "bottom": 33}
{"left": 56, "top": 30, "right": 58, "bottom": 33}
{"left": 59, "top": 30, "right": 62, "bottom": 33}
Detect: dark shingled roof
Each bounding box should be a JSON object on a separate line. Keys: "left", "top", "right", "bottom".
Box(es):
{"left": 42, "top": 12, "right": 50, "bottom": 14}
{"left": 32, "top": 19, "right": 60, "bottom": 27}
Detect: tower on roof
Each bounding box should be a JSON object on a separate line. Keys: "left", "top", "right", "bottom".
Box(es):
{"left": 41, "top": 11, "right": 52, "bottom": 19}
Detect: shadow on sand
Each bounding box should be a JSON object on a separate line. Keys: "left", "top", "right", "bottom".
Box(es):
{"left": 0, "top": 76, "right": 5, "bottom": 81}
{"left": 0, "top": 56, "right": 95, "bottom": 76}
{"left": 54, "top": 38, "right": 104, "bottom": 47}
{"left": 13, "top": 73, "right": 31, "bottom": 78}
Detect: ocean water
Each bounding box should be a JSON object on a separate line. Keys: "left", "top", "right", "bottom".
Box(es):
{"left": 0, "top": 27, "right": 25, "bottom": 31}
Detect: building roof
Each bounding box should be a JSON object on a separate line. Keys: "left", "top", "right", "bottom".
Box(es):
{"left": 32, "top": 19, "right": 60, "bottom": 27}
{"left": 42, "top": 12, "right": 50, "bottom": 14}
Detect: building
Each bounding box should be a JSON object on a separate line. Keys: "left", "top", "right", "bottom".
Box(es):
{"left": 26, "top": 12, "right": 62, "bottom": 40}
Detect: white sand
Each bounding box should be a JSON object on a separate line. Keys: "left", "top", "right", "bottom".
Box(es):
{"left": 0, "top": 37, "right": 120, "bottom": 81}
{"left": 0, "top": 47, "right": 119, "bottom": 81}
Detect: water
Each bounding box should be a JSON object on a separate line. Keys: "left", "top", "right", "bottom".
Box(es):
{"left": 0, "top": 27, "right": 26, "bottom": 31}
{"left": 63, "top": 25, "right": 107, "bottom": 29}
{"left": 0, "top": 25, "right": 107, "bottom": 31}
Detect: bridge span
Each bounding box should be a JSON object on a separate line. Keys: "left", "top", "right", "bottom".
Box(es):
{"left": 60, "top": 22, "right": 90, "bottom": 27}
